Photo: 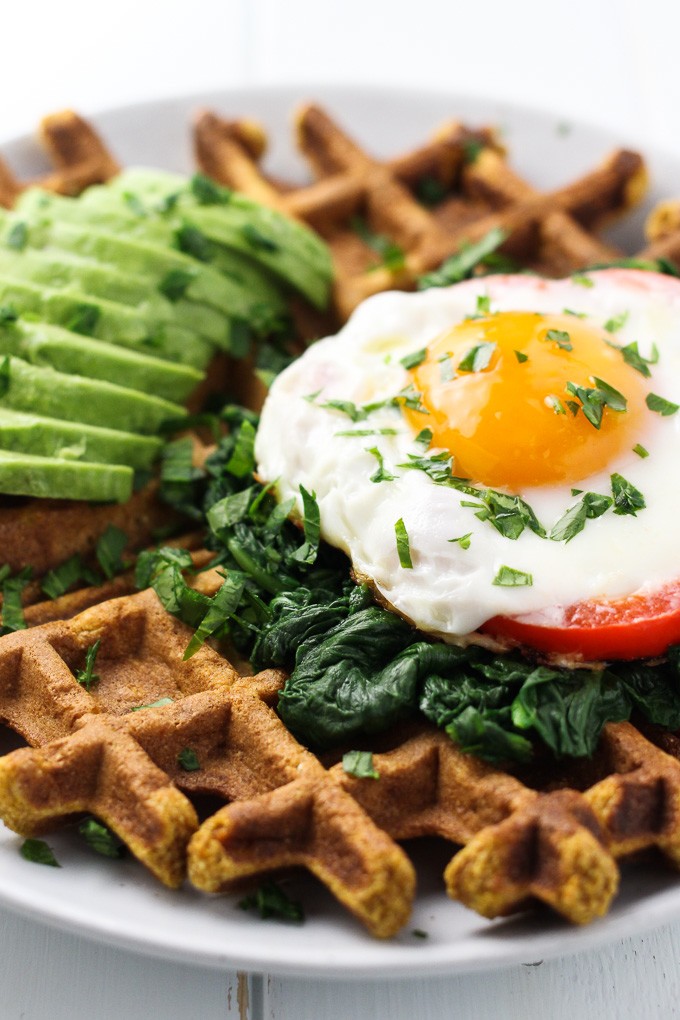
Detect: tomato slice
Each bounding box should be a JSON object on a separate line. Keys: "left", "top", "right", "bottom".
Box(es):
{"left": 482, "top": 582, "right": 680, "bottom": 661}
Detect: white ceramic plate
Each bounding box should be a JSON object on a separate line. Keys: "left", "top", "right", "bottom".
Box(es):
{"left": 2, "top": 85, "right": 680, "bottom": 979}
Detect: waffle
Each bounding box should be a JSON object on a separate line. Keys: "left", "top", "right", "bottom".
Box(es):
{"left": 193, "top": 103, "right": 649, "bottom": 322}
{"left": 2, "top": 104, "right": 680, "bottom": 939}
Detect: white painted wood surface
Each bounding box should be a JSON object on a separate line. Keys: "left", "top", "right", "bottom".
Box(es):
{"left": 2, "top": 2, "right": 680, "bottom": 1016}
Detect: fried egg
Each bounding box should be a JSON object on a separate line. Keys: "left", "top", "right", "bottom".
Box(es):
{"left": 255, "top": 269, "right": 680, "bottom": 651}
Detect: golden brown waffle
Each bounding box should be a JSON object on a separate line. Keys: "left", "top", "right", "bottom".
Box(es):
{"left": 0, "top": 580, "right": 415, "bottom": 937}
{"left": 0, "top": 110, "right": 120, "bottom": 207}
{"left": 193, "top": 103, "right": 648, "bottom": 321}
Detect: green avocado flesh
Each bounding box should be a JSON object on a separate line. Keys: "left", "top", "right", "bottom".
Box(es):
{"left": 0, "top": 408, "right": 161, "bottom": 468}
{"left": 0, "top": 166, "right": 334, "bottom": 504}
{"left": 0, "top": 448, "right": 132, "bottom": 502}
{"left": 0, "top": 356, "right": 184, "bottom": 433}
{"left": 0, "top": 318, "right": 202, "bottom": 403}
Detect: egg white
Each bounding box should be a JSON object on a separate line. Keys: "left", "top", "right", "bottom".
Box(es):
{"left": 255, "top": 270, "right": 680, "bottom": 641}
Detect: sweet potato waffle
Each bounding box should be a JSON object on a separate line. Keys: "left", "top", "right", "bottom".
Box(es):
{"left": 3, "top": 103, "right": 680, "bottom": 939}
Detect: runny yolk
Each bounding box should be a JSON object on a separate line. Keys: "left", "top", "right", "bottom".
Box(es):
{"left": 403, "top": 310, "right": 648, "bottom": 489}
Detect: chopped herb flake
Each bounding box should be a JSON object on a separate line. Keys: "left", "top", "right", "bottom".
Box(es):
{"left": 20, "top": 838, "right": 60, "bottom": 867}
{"left": 545, "top": 328, "right": 573, "bottom": 351}
{"left": 633, "top": 443, "right": 649, "bottom": 458}
{"left": 492, "top": 565, "right": 533, "bottom": 587}
{"left": 78, "top": 818, "right": 125, "bottom": 858}
{"left": 395, "top": 518, "right": 413, "bottom": 568}
{"left": 604, "top": 311, "right": 629, "bottom": 333}
{"left": 458, "top": 341, "right": 496, "bottom": 372}
{"left": 449, "top": 532, "right": 472, "bottom": 549}
{"left": 611, "top": 473, "right": 646, "bottom": 516}
{"left": 239, "top": 881, "right": 304, "bottom": 922}
{"left": 400, "top": 347, "right": 427, "bottom": 370}
{"left": 646, "top": 392, "right": 679, "bottom": 416}
{"left": 366, "top": 446, "right": 397, "bottom": 483}
{"left": 342, "top": 750, "right": 380, "bottom": 779}
{"left": 418, "top": 227, "right": 508, "bottom": 289}
{"left": 514, "top": 349, "right": 529, "bottom": 363}
{"left": 177, "top": 747, "right": 201, "bottom": 771}
{"left": 96, "top": 525, "right": 128, "bottom": 580}
{"left": 75, "top": 639, "right": 101, "bottom": 691}
{"left": 618, "top": 341, "right": 658, "bottom": 378}
{"left": 351, "top": 216, "right": 405, "bottom": 272}
{"left": 131, "top": 697, "right": 174, "bottom": 711}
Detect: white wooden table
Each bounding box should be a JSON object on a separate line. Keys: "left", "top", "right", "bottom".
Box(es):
{"left": 2, "top": 2, "right": 680, "bottom": 1016}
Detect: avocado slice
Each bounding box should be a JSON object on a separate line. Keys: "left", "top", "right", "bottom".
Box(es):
{"left": 0, "top": 273, "right": 213, "bottom": 369}
{"left": 103, "top": 169, "right": 333, "bottom": 309}
{"left": 0, "top": 318, "right": 203, "bottom": 402}
{"left": 2, "top": 204, "right": 275, "bottom": 324}
{"left": 0, "top": 355, "right": 184, "bottom": 434}
{"left": 0, "top": 448, "right": 132, "bottom": 502}
{"left": 18, "top": 187, "right": 296, "bottom": 313}
{"left": 0, "top": 244, "right": 228, "bottom": 347}
{"left": 0, "top": 408, "right": 161, "bottom": 469}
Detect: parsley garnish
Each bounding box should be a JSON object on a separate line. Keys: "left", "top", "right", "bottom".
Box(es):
{"left": 290, "top": 486, "right": 321, "bottom": 566}
{"left": 449, "top": 532, "right": 472, "bottom": 549}
{"left": 177, "top": 747, "right": 201, "bottom": 771}
{"left": 646, "top": 392, "right": 679, "bottom": 416}
{"left": 366, "top": 447, "right": 396, "bottom": 483}
{"left": 418, "top": 227, "right": 508, "bottom": 289}
{"left": 159, "top": 268, "right": 195, "bottom": 302}
{"left": 41, "top": 555, "right": 100, "bottom": 599}
{"left": 6, "top": 222, "right": 27, "bottom": 251}
{"left": 565, "top": 378, "right": 627, "bottom": 428}
{"left": 175, "top": 225, "right": 214, "bottom": 262}
{"left": 604, "top": 311, "right": 629, "bottom": 333}
{"left": 611, "top": 473, "right": 646, "bottom": 516}
{"left": 415, "top": 428, "right": 433, "bottom": 447}
{"left": 549, "top": 491, "right": 612, "bottom": 543}
{"left": 616, "top": 341, "right": 659, "bottom": 378}
{"left": 342, "top": 750, "right": 380, "bottom": 779}
{"left": 96, "top": 525, "right": 128, "bottom": 580}
{"left": 0, "top": 566, "right": 31, "bottom": 635}
{"left": 545, "top": 328, "right": 572, "bottom": 351}
{"left": 20, "top": 838, "right": 60, "bottom": 867}
{"left": 75, "top": 639, "right": 101, "bottom": 691}
{"left": 476, "top": 294, "right": 491, "bottom": 315}
{"left": 546, "top": 395, "right": 566, "bottom": 415}
{"left": 439, "top": 355, "right": 455, "bottom": 382}
{"left": 633, "top": 443, "right": 649, "bottom": 458}
{"left": 395, "top": 518, "right": 413, "bottom": 568}
{"left": 241, "top": 224, "right": 279, "bottom": 254}
{"left": 239, "top": 881, "right": 304, "bottom": 922}
{"left": 572, "top": 274, "right": 594, "bottom": 288}
{"left": 131, "top": 697, "right": 174, "bottom": 711}
{"left": 351, "top": 216, "right": 405, "bottom": 272}
{"left": 400, "top": 347, "right": 427, "bottom": 370}
{"left": 458, "top": 341, "right": 496, "bottom": 372}
{"left": 78, "top": 818, "right": 125, "bottom": 858}
{"left": 415, "top": 176, "right": 448, "bottom": 207}
{"left": 514, "top": 349, "right": 529, "bottom": 363}
{"left": 190, "top": 173, "right": 231, "bottom": 205}
{"left": 492, "top": 565, "right": 533, "bottom": 587}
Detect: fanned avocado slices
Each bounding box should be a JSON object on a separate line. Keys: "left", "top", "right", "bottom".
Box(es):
{"left": 0, "top": 317, "right": 202, "bottom": 402}
{"left": 0, "top": 408, "right": 161, "bottom": 469}
{"left": 0, "top": 448, "right": 132, "bottom": 503}
{"left": 0, "top": 244, "right": 228, "bottom": 347}
{"left": 0, "top": 273, "right": 213, "bottom": 368}
{"left": 0, "top": 356, "right": 184, "bottom": 434}
{"left": 0, "top": 164, "right": 334, "bottom": 504}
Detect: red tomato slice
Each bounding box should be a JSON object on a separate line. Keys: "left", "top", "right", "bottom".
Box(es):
{"left": 482, "top": 582, "right": 680, "bottom": 661}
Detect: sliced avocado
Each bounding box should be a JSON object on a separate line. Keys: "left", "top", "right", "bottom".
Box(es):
{"left": 0, "top": 244, "right": 228, "bottom": 347}
{"left": 2, "top": 204, "right": 271, "bottom": 323}
{"left": 19, "top": 187, "right": 298, "bottom": 311}
{"left": 0, "top": 355, "right": 184, "bottom": 434}
{"left": 0, "top": 272, "right": 213, "bottom": 369}
{"left": 0, "top": 448, "right": 132, "bottom": 502}
{"left": 0, "top": 408, "right": 161, "bottom": 468}
{"left": 0, "top": 318, "right": 203, "bottom": 402}
{"left": 98, "top": 169, "right": 333, "bottom": 309}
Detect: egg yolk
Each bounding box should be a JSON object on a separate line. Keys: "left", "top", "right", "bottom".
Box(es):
{"left": 404, "top": 311, "right": 648, "bottom": 488}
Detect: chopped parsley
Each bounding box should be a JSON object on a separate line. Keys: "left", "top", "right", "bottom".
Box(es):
{"left": 177, "top": 747, "right": 201, "bottom": 771}
{"left": 449, "top": 532, "right": 472, "bottom": 549}
{"left": 458, "top": 341, "right": 496, "bottom": 372}
{"left": 611, "top": 473, "right": 646, "bottom": 516}
{"left": 131, "top": 697, "right": 174, "bottom": 712}
{"left": 565, "top": 378, "right": 627, "bottom": 428}
{"left": 20, "top": 838, "right": 60, "bottom": 867}
{"left": 395, "top": 518, "right": 413, "bottom": 568}
{"left": 239, "top": 881, "right": 304, "bottom": 922}
{"left": 572, "top": 274, "right": 594, "bottom": 288}
{"left": 400, "top": 347, "right": 428, "bottom": 370}
{"left": 418, "top": 227, "right": 509, "bottom": 289}
{"left": 96, "top": 525, "right": 128, "bottom": 580}
{"left": 492, "top": 565, "right": 533, "bottom": 587}
{"left": 545, "top": 328, "right": 572, "bottom": 351}
{"left": 366, "top": 446, "right": 397, "bottom": 483}
{"left": 342, "top": 750, "right": 380, "bottom": 779}
{"left": 604, "top": 311, "right": 629, "bottom": 333}
{"left": 646, "top": 392, "right": 679, "bottom": 416}
{"left": 546, "top": 395, "right": 566, "bottom": 415}
{"left": 75, "top": 639, "right": 101, "bottom": 691}
{"left": 0, "top": 565, "right": 31, "bottom": 634}
{"left": 549, "top": 491, "right": 612, "bottom": 543}
{"left": 514, "top": 349, "right": 529, "bottom": 363}
{"left": 633, "top": 443, "right": 649, "bottom": 458}
{"left": 351, "top": 216, "right": 405, "bottom": 272}
{"left": 78, "top": 818, "right": 125, "bottom": 858}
